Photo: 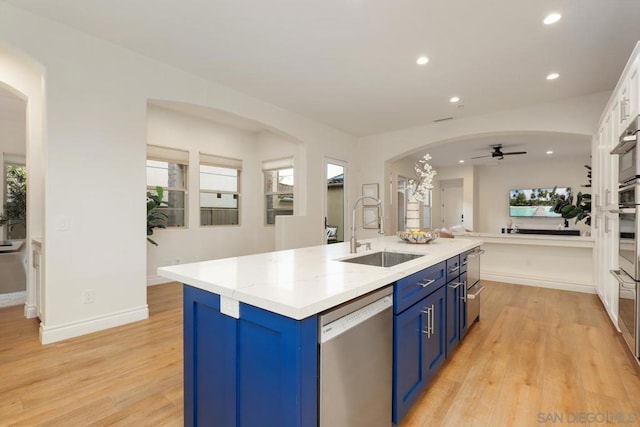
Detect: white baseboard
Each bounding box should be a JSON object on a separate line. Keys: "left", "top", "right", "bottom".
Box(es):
{"left": 482, "top": 271, "right": 596, "bottom": 294}
{"left": 147, "top": 275, "right": 173, "bottom": 286}
{"left": 24, "top": 303, "right": 38, "bottom": 318}
{"left": 39, "top": 305, "right": 149, "bottom": 345}
{"left": 0, "top": 291, "right": 26, "bottom": 308}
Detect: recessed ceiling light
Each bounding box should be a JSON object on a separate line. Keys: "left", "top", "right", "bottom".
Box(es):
{"left": 543, "top": 13, "right": 562, "bottom": 25}
{"left": 459, "top": 160, "right": 465, "bottom": 164}
{"left": 416, "top": 56, "right": 429, "bottom": 65}
{"left": 450, "top": 96, "right": 460, "bottom": 103}
{"left": 546, "top": 73, "right": 560, "bottom": 80}
{"left": 546, "top": 150, "right": 553, "bottom": 155}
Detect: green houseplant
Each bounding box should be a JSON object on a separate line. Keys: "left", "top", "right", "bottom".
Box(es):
{"left": 550, "top": 165, "right": 592, "bottom": 226}
{"left": 0, "top": 165, "right": 27, "bottom": 239}
{"left": 147, "top": 186, "right": 169, "bottom": 246}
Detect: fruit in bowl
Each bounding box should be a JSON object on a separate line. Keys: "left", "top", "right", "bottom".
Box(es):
{"left": 397, "top": 230, "right": 439, "bottom": 244}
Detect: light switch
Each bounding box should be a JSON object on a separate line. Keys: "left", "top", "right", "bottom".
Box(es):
{"left": 56, "top": 216, "right": 71, "bottom": 231}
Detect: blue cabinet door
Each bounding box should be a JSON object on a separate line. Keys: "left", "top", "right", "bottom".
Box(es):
{"left": 183, "top": 285, "right": 237, "bottom": 427}
{"left": 237, "top": 304, "right": 318, "bottom": 427}
{"left": 446, "top": 278, "right": 462, "bottom": 356}
{"left": 423, "top": 285, "right": 446, "bottom": 385}
{"left": 393, "top": 297, "right": 428, "bottom": 424}
{"left": 183, "top": 285, "right": 318, "bottom": 427}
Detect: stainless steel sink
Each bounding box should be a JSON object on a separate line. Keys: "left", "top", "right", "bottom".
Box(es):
{"left": 339, "top": 251, "right": 425, "bottom": 268}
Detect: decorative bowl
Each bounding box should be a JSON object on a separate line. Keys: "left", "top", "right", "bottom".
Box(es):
{"left": 397, "top": 230, "right": 439, "bottom": 244}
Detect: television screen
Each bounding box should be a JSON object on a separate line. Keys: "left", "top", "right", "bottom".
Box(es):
{"left": 509, "top": 187, "right": 570, "bottom": 217}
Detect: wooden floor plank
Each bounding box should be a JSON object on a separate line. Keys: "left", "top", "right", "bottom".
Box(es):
{"left": 1, "top": 280, "right": 640, "bottom": 426}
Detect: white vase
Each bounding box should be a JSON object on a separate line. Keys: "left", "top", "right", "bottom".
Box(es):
{"left": 406, "top": 191, "right": 421, "bottom": 231}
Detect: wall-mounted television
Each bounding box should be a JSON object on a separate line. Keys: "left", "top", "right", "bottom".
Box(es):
{"left": 509, "top": 187, "right": 570, "bottom": 217}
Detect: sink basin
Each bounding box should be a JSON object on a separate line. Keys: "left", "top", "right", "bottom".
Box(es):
{"left": 339, "top": 251, "right": 425, "bottom": 268}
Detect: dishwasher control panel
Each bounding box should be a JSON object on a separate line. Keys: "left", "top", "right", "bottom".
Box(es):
{"left": 320, "top": 295, "right": 393, "bottom": 343}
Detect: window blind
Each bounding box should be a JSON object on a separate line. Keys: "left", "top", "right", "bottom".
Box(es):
{"left": 147, "top": 145, "right": 189, "bottom": 164}
{"left": 200, "top": 153, "right": 242, "bottom": 170}
{"left": 262, "top": 157, "right": 294, "bottom": 171}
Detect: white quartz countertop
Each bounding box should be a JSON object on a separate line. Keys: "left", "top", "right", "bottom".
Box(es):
{"left": 158, "top": 235, "right": 483, "bottom": 319}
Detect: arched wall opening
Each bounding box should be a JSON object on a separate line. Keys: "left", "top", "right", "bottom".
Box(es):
{"left": 384, "top": 130, "right": 592, "bottom": 234}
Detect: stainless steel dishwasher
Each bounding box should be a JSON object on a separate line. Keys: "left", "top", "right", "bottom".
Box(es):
{"left": 319, "top": 286, "right": 393, "bottom": 427}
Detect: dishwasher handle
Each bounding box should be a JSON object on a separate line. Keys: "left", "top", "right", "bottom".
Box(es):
{"left": 466, "top": 285, "right": 485, "bottom": 300}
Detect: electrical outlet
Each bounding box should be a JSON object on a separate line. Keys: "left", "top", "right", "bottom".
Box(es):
{"left": 83, "top": 289, "right": 96, "bottom": 304}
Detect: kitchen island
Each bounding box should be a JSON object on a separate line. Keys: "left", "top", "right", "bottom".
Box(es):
{"left": 159, "top": 235, "right": 483, "bottom": 426}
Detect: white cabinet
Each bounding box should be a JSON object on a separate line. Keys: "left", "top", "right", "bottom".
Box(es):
{"left": 594, "top": 42, "right": 640, "bottom": 328}
{"left": 619, "top": 56, "right": 639, "bottom": 130}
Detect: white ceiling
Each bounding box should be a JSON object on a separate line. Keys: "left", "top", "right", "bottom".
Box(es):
{"left": 415, "top": 132, "right": 591, "bottom": 168}
{"left": 6, "top": 0, "right": 640, "bottom": 138}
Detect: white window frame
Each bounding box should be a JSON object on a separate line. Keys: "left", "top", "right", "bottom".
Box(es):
{"left": 146, "top": 145, "right": 189, "bottom": 228}
{"left": 199, "top": 153, "right": 242, "bottom": 227}
{"left": 263, "top": 157, "right": 294, "bottom": 226}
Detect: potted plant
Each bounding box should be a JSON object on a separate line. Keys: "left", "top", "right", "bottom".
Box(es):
{"left": 147, "top": 186, "right": 169, "bottom": 246}
{"left": 0, "top": 165, "right": 27, "bottom": 239}
{"left": 550, "top": 165, "right": 592, "bottom": 226}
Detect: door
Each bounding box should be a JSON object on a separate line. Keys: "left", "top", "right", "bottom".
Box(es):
{"left": 393, "top": 297, "right": 427, "bottom": 424}
{"left": 423, "top": 285, "right": 446, "bottom": 384}
{"left": 441, "top": 180, "right": 463, "bottom": 228}
{"left": 325, "top": 159, "right": 346, "bottom": 243}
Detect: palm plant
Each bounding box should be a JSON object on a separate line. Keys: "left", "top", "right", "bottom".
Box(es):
{"left": 0, "top": 165, "right": 27, "bottom": 238}
{"left": 147, "top": 186, "right": 169, "bottom": 246}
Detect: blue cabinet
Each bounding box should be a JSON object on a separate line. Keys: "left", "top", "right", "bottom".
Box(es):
{"left": 393, "top": 283, "right": 446, "bottom": 423}
{"left": 445, "top": 262, "right": 469, "bottom": 357}
{"left": 183, "top": 285, "right": 318, "bottom": 427}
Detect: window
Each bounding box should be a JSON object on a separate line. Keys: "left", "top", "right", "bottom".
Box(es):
{"left": 422, "top": 189, "right": 433, "bottom": 230}
{"left": 263, "top": 158, "right": 294, "bottom": 225}
{"left": 2, "top": 158, "right": 26, "bottom": 240}
{"left": 146, "top": 145, "right": 188, "bottom": 227}
{"left": 199, "top": 154, "right": 242, "bottom": 226}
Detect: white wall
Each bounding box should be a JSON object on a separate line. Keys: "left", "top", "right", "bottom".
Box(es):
{"left": 476, "top": 156, "right": 591, "bottom": 233}
{"left": 146, "top": 105, "right": 297, "bottom": 282}
{"left": 0, "top": 3, "right": 357, "bottom": 343}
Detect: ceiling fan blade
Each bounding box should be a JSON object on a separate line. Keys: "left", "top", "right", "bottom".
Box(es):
{"left": 501, "top": 151, "right": 527, "bottom": 156}
{"left": 471, "top": 154, "right": 493, "bottom": 159}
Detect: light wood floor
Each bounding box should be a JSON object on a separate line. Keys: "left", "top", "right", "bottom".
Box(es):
{"left": 1, "top": 281, "right": 639, "bottom": 426}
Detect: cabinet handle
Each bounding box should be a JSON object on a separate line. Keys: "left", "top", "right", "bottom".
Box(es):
{"left": 605, "top": 216, "right": 610, "bottom": 234}
{"left": 430, "top": 304, "right": 435, "bottom": 335}
{"left": 621, "top": 98, "right": 629, "bottom": 123}
{"left": 417, "top": 279, "right": 435, "bottom": 288}
{"left": 421, "top": 307, "right": 432, "bottom": 338}
{"left": 605, "top": 189, "right": 611, "bottom": 206}
{"left": 459, "top": 282, "right": 467, "bottom": 302}
{"left": 449, "top": 265, "right": 459, "bottom": 273}
{"left": 448, "top": 281, "right": 464, "bottom": 289}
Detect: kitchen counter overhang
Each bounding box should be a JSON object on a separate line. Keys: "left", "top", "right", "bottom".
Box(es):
{"left": 158, "top": 235, "right": 483, "bottom": 320}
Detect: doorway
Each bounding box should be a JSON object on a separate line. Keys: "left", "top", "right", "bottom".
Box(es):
{"left": 325, "top": 159, "right": 346, "bottom": 244}
{"left": 440, "top": 179, "right": 464, "bottom": 228}
{"left": 0, "top": 86, "right": 27, "bottom": 308}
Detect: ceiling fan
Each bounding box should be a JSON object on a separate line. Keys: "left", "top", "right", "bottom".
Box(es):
{"left": 471, "top": 144, "right": 527, "bottom": 160}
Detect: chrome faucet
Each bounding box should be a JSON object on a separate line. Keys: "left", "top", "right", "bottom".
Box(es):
{"left": 351, "top": 196, "right": 385, "bottom": 253}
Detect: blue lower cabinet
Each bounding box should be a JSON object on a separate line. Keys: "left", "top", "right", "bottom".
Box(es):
{"left": 445, "top": 271, "right": 469, "bottom": 356}
{"left": 446, "top": 278, "right": 462, "bottom": 356}
{"left": 183, "top": 285, "right": 318, "bottom": 427}
{"left": 423, "top": 285, "right": 446, "bottom": 384}
{"left": 393, "top": 284, "right": 446, "bottom": 424}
